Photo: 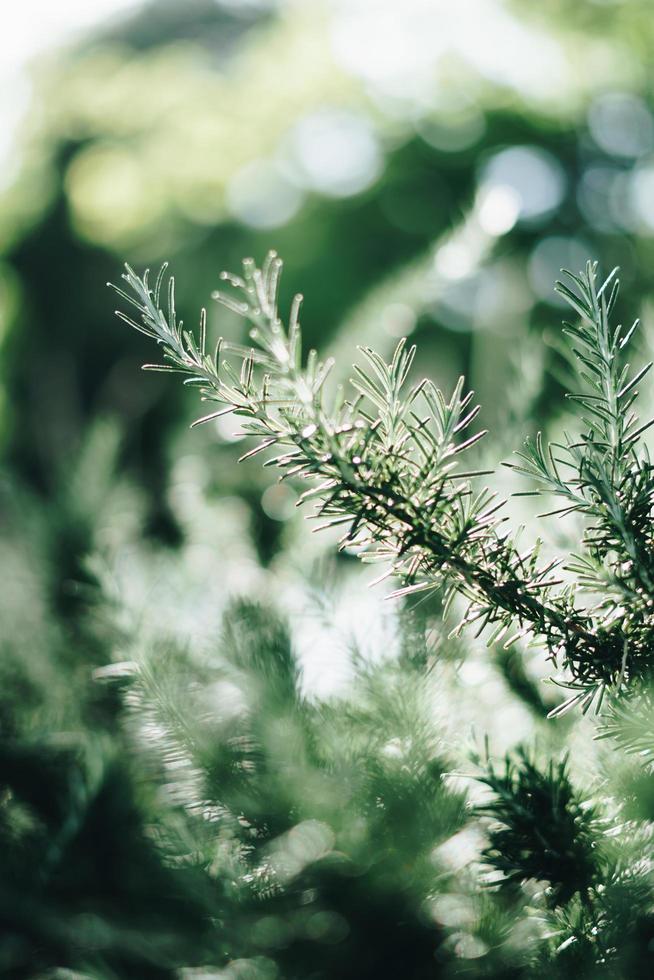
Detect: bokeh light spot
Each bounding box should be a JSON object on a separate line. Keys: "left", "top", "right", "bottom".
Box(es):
{"left": 528, "top": 236, "right": 592, "bottom": 306}
{"left": 261, "top": 483, "right": 296, "bottom": 522}
{"left": 287, "top": 109, "right": 382, "bottom": 198}
{"left": 65, "top": 142, "right": 164, "bottom": 245}
{"left": 418, "top": 109, "right": 486, "bottom": 153}
{"left": 479, "top": 146, "right": 566, "bottom": 223}
{"left": 628, "top": 164, "right": 654, "bottom": 233}
{"left": 588, "top": 92, "right": 654, "bottom": 159}
{"left": 227, "top": 159, "right": 303, "bottom": 230}
{"left": 476, "top": 184, "right": 521, "bottom": 236}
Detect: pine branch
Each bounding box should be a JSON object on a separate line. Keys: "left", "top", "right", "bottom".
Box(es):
{"left": 596, "top": 683, "right": 654, "bottom": 762}
{"left": 507, "top": 262, "right": 654, "bottom": 710}
{"left": 511, "top": 262, "right": 654, "bottom": 601}
{"left": 474, "top": 748, "right": 601, "bottom": 905}
{"left": 474, "top": 747, "right": 654, "bottom": 973}
{"left": 110, "top": 253, "right": 654, "bottom": 713}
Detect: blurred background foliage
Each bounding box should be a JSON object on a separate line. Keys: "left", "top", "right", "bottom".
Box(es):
{"left": 5, "top": 0, "right": 654, "bottom": 976}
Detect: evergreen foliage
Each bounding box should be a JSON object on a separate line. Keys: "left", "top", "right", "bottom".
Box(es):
{"left": 473, "top": 748, "right": 600, "bottom": 904}
{"left": 6, "top": 5, "right": 654, "bottom": 978}
{"left": 95, "top": 250, "right": 654, "bottom": 978}
{"left": 113, "top": 253, "right": 654, "bottom": 711}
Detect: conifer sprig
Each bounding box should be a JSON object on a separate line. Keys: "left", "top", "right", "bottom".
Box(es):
{"left": 474, "top": 748, "right": 602, "bottom": 905}
{"left": 111, "top": 253, "right": 654, "bottom": 715}
{"left": 508, "top": 262, "right": 654, "bottom": 709}
{"left": 597, "top": 684, "right": 654, "bottom": 762}
{"left": 474, "top": 746, "right": 654, "bottom": 971}
{"left": 511, "top": 262, "right": 654, "bottom": 597}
